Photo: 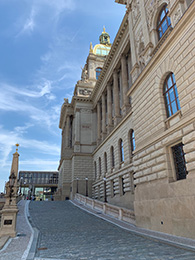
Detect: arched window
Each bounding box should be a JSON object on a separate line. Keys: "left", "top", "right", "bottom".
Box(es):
{"left": 157, "top": 5, "right": 171, "bottom": 39}
{"left": 94, "top": 161, "right": 97, "bottom": 179}
{"left": 130, "top": 130, "right": 136, "bottom": 154}
{"left": 99, "top": 157, "right": 101, "bottom": 177}
{"left": 104, "top": 152, "right": 107, "bottom": 174}
{"left": 163, "top": 73, "right": 181, "bottom": 118}
{"left": 119, "top": 139, "right": 124, "bottom": 163}
{"left": 96, "top": 67, "right": 102, "bottom": 80}
{"left": 110, "top": 146, "right": 115, "bottom": 168}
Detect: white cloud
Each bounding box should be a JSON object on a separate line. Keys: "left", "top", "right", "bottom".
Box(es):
{"left": 16, "top": 7, "right": 36, "bottom": 37}
{"left": 16, "top": 0, "right": 75, "bottom": 37}
{"left": 0, "top": 126, "right": 60, "bottom": 168}
{"left": 14, "top": 123, "right": 34, "bottom": 134}
{"left": 0, "top": 82, "right": 58, "bottom": 128}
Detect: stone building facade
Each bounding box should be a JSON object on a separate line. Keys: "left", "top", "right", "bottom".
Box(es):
{"left": 57, "top": 0, "right": 195, "bottom": 239}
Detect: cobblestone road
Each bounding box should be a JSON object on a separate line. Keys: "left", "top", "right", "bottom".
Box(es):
{"left": 29, "top": 201, "right": 195, "bottom": 260}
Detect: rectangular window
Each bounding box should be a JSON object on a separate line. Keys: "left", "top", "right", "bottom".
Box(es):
{"left": 172, "top": 143, "right": 187, "bottom": 180}
{"left": 120, "top": 177, "right": 125, "bottom": 196}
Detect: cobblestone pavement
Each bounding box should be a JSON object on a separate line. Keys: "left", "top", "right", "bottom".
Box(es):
{"left": 0, "top": 200, "right": 32, "bottom": 260}
{"left": 29, "top": 201, "right": 195, "bottom": 260}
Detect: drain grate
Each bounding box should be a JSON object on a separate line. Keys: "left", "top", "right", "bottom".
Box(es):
{"left": 38, "top": 247, "right": 48, "bottom": 251}
{"left": 17, "top": 233, "right": 27, "bottom": 237}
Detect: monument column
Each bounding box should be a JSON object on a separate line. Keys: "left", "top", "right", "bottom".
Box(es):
{"left": 0, "top": 144, "right": 19, "bottom": 238}
{"left": 113, "top": 70, "right": 121, "bottom": 126}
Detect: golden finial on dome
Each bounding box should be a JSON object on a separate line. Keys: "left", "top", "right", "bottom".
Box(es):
{"left": 103, "top": 26, "right": 106, "bottom": 33}
{"left": 90, "top": 42, "right": 93, "bottom": 53}
{"left": 15, "top": 143, "right": 19, "bottom": 152}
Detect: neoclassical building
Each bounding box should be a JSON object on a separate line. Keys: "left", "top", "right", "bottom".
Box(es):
{"left": 57, "top": 0, "right": 195, "bottom": 238}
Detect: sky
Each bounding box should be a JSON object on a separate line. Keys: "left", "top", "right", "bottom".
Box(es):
{"left": 0, "top": 0, "right": 125, "bottom": 192}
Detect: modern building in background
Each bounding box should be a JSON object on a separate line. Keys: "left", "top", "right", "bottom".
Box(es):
{"left": 56, "top": 0, "right": 195, "bottom": 239}
{"left": 18, "top": 171, "right": 58, "bottom": 200}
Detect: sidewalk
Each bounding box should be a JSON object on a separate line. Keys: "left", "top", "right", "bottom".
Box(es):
{"left": 0, "top": 200, "right": 33, "bottom": 260}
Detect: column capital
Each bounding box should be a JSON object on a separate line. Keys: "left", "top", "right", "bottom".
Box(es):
{"left": 113, "top": 69, "right": 119, "bottom": 76}
{"left": 121, "top": 53, "right": 127, "bottom": 60}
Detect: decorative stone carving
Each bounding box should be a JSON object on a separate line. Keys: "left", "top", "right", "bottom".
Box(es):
{"left": 138, "top": 55, "right": 146, "bottom": 71}
{"left": 81, "top": 66, "right": 89, "bottom": 82}
{"left": 146, "top": 0, "right": 170, "bottom": 30}
{"left": 132, "top": 0, "right": 141, "bottom": 26}
{"left": 80, "top": 109, "right": 91, "bottom": 114}
{"left": 135, "top": 28, "right": 144, "bottom": 55}
{"left": 79, "top": 89, "right": 92, "bottom": 96}
{"left": 173, "top": 7, "right": 182, "bottom": 25}
{"left": 64, "top": 98, "right": 69, "bottom": 103}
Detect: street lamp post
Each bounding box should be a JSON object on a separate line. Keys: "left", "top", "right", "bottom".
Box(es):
{"left": 85, "top": 177, "right": 88, "bottom": 197}
{"left": 103, "top": 177, "right": 107, "bottom": 203}
{"left": 19, "top": 176, "right": 23, "bottom": 196}
{"left": 76, "top": 178, "right": 79, "bottom": 193}
{"left": 23, "top": 181, "right": 26, "bottom": 198}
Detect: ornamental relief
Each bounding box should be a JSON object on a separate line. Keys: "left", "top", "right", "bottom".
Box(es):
{"left": 79, "top": 89, "right": 92, "bottom": 96}
{"left": 135, "top": 28, "right": 144, "bottom": 55}
{"left": 132, "top": 0, "right": 141, "bottom": 26}
{"left": 146, "top": 0, "right": 170, "bottom": 30}
{"left": 173, "top": 7, "right": 182, "bottom": 26}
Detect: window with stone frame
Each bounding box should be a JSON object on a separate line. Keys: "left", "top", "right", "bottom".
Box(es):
{"left": 119, "top": 139, "right": 124, "bottom": 163}
{"left": 99, "top": 157, "right": 101, "bottom": 177}
{"left": 157, "top": 5, "right": 171, "bottom": 40}
{"left": 110, "top": 146, "right": 115, "bottom": 168}
{"left": 111, "top": 180, "right": 115, "bottom": 197}
{"left": 172, "top": 143, "right": 188, "bottom": 180}
{"left": 104, "top": 152, "right": 107, "bottom": 174}
{"left": 120, "top": 176, "right": 125, "bottom": 196}
{"left": 96, "top": 67, "right": 102, "bottom": 80}
{"left": 94, "top": 161, "right": 97, "bottom": 180}
{"left": 163, "top": 72, "right": 181, "bottom": 118}
{"left": 130, "top": 130, "right": 136, "bottom": 155}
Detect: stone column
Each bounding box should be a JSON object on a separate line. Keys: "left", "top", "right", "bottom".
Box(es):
{"left": 65, "top": 115, "right": 70, "bottom": 147}
{"left": 121, "top": 54, "right": 130, "bottom": 114}
{"left": 107, "top": 83, "right": 113, "bottom": 133}
{"left": 127, "top": 5, "right": 139, "bottom": 83}
{"left": 113, "top": 70, "right": 121, "bottom": 126}
{"left": 101, "top": 92, "right": 106, "bottom": 139}
{"left": 74, "top": 109, "right": 80, "bottom": 153}
{"left": 97, "top": 102, "right": 101, "bottom": 143}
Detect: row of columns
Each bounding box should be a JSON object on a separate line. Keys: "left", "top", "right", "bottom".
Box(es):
{"left": 97, "top": 54, "right": 130, "bottom": 142}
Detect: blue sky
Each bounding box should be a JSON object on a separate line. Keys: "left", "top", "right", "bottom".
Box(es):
{"left": 0, "top": 0, "right": 125, "bottom": 192}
